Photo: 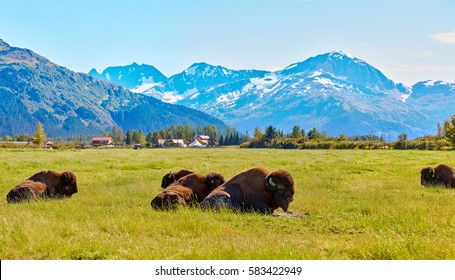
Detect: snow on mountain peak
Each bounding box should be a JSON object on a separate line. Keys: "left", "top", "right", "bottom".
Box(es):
{"left": 185, "top": 62, "right": 233, "bottom": 78}
{"left": 328, "top": 51, "right": 347, "bottom": 59}
{"left": 85, "top": 53, "right": 455, "bottom": 138}
{"left": 422, "top": 80, "right": 453, "bottom": 87}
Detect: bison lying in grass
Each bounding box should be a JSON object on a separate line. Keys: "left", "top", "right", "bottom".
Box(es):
{"left": 421, "top": 164, "right": 455, "bottom": 188}
{"left": 200, "top": 166, "right": 295, "bottom": 214}
{"left": 160, "top": 169, "right": 194, "bottom": 189}
{"left": 6, "top": 170, "right": 78, "bottom": 203}
{"left": 151, "top": 172, "right": 225, "bottom": 210}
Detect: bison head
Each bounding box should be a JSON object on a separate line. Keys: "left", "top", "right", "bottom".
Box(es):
{"left": 264, "top": 170, "right": 295, "bottom": 212}
{"left": 420, "top": 167, "right": 436, "bottom": 186}
{"left": 204, "top": 172, "right": 225, "bottom": 192}
{"left": 161, "top": 172, "right": 176, "bottom": 189}
{"left": 58, "top": 171, "right": 78, "bottom": 197}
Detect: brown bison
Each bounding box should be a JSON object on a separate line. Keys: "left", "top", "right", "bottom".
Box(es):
{"left": 151, "top": 172, "right": 225, "bottom": 210}
{"left": 421, "top": 164, "right": 455, "bottom": 188}
{"left": 161, "top": 169, "right": 194, "bottom": 188}
{"left": 6, "top": 170, "right": 78, "bottom": 203}
{"left": 200, "top": 167, "right": 295, "bottom": 214}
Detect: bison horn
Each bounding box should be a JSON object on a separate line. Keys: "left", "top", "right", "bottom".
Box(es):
{"left": 269, "top": 177, "right": 276, "bottom": 187}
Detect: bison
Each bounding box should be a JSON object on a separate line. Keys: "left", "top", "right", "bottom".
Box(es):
{"left": 421, "top": 164, "right": 455, "bottom": 188}
{"left": 420, "top": 167, "right": 437, "bottom": 186}
{"left": 200, "top": 166, "right": 295, "bottom": 214}
{"left": 160, "top": 169, "right": 194, "bottom": 189}
{"left": 151, "top": 172, "right": 225, "bottom": 210}
{"left": 6, "top": 170, "right": 78, "bottom": 203}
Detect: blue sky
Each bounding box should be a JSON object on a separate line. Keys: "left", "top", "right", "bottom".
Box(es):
{"left": 1, "top": 0, "right": 454, "bottom": 86}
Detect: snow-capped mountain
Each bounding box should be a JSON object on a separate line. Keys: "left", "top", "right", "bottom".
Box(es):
{"left": 90, "top": 52, "right": 455, "bottom": 138}
{"left": 407, "top": 80, "right": 455, "bottom": 123}
{"left": 89, "top": 63, "right": 168, "bottom": 94}
{"left": 152, "top": 62, "right": 270, "bottom": 104}
{"left": 278, "top": 52, "right": 411, "bottom": 101}
{"left": 0, "top": 40, "right": 227, "bottom": 137}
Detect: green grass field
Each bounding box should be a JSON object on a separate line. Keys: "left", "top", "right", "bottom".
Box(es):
{"left": 0, "top": 148, "right": 453, "bottom": 260}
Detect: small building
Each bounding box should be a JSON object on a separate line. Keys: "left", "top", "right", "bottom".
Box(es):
{"left": 91, "top": 136, "right": 113, "bottom": 146}
{"left": 157, "top": 139, "right": 186, "bottom": 148}
{"left": 198, "top": 135, "right": 211, "bottom": 143}
{"left": 45, "top": 140, "right": 55, "bottom": 148}
{"left": 189, "top": 135, "right": 210, "bottom": 148}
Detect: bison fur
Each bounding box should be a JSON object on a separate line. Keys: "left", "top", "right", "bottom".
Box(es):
{"left": 200, "top": 167, "right": 295, "bottom": 214}
{"left": 160, "top": 169, "right": 194, "bottom": 189}
{"left": 6, "top": 170, "right": 78, "bottom": 203}
{"left": 421, "top": 164, "right": 455, "bottom": 188}
{"left": 151, "top": 172, "right": 225, "bottom": 210}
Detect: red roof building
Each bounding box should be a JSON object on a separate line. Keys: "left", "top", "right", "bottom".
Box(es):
{"left": 91, "top": 136, "right": 113, "bottom": 146}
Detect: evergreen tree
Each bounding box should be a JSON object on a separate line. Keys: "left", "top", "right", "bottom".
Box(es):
{"left": 126, "top": 130, "right": 133, "bottom": 145}
{"left": 132, "top": 131, "right": 139, "bottom": 144}
{"left": 146, "top": 132, "right": 154, "bottom": 144}
{"left": 234, "top": 132, "right": 239, "bottom": 145}
{"left": 444, "top": 115, "right": 455, "bottom": 145}
{"left": 291, "top": 125, "right": 302, "bottom": 138}
{"left": 136, "top": 129, "right": 146, "bottom": 145}
{"left": 307, "top": 127, "right": 321, "bottom": 140}
{"left": 219, "top": 135, "right": 224, "bottom": 146}
{"left": 227, "top": 133, "right": 233, "bottom": 145}
{"left": 112, "top": 126, "right": 125, "bottom": 144}
{"left": 264, "top": 125, "right": 277, "bottom": 145}
{"left": 153, "top": 131, "right": 161, "bottom": 144}
{"left": 33, "top": 121, "right": 46, "bottom": 146}
{"left": 253, "top": 127, "right": 263, "bottom": 140}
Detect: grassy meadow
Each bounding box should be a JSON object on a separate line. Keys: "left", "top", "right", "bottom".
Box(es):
{"left": 0, "top": 147, "right": 453, "bottom": 260}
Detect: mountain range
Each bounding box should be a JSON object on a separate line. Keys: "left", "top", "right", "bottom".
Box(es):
{"left": 90, "top": 52, "right": 455, "bottom": 138}
{"left": 0, "top": 39, "right": 226, "bottom": 138}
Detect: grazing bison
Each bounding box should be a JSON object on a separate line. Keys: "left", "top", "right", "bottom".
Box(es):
{"left": 420, "top": 167, "right": 437, "bottom": 186}
{"left": 161, "top": 169, "right": 194, "bottom": 189}
{"left": 6, "top": 170, "right": 78, "bottom": 203}
{"left": 151, "top": 172, "right": 225, "bottom": 210}
{"left": 421, "top": 164, "right": 455, "bottom": 188}
{"left": 200, "top": 167, "right": 295, "bottom": 214}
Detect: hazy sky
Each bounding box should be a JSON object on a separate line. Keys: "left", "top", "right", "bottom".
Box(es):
{"left": 1, "top": 0, "right": 454, "bottom": 86}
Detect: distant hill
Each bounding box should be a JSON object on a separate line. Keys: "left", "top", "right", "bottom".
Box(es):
{"left": 0, "top": 39, "right": 227, "bottom": 137}
{"left": 93, "top": 52, "right": 455, "bottom": 139}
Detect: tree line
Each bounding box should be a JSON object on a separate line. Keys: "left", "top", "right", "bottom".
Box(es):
{"left": 242, "top": 121, "right": 455, "bottom": 150}
{"left": 4, "top": 115, "right": 455, "bottom": 150}
{"left": 104, "top": 124, "right": 248, "bottom": 147}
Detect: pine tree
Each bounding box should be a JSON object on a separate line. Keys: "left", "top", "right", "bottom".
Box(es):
{"left": 253, "top": 127, "right": 263, "bottom": 140}
{"left": 291, "top": 125, "right": 302, "bottom": 138}
{"left": 264, "top": 125, "right": 277, "bottom": 145}
{"left": 307, "top": 127, "right": 321, "bottom": 140}
{"left": 444, "top": 115, "right": 455, "bottom": 145}
{"left": 153, "top": 131, "right": 161, "bottom": 144}
{"left": 146, "top": 132, "right": 154, "bottom": 144}
{"left": 219, "top": 135, "right": 224, "bottom": 146}
{"left": 126, "top": 130, "right": 133, "bottom": 145}
{"left": 112, "top": 126, "right": 125, "bottom": 144}
{"left": 33, "top": 121, "right": 46, "bottom": 146}
{"left": 227, "top": 133, "right": 233, "bottom": 146}
{"left": 137, "top": 129, "right": 146, "bottom": 145}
